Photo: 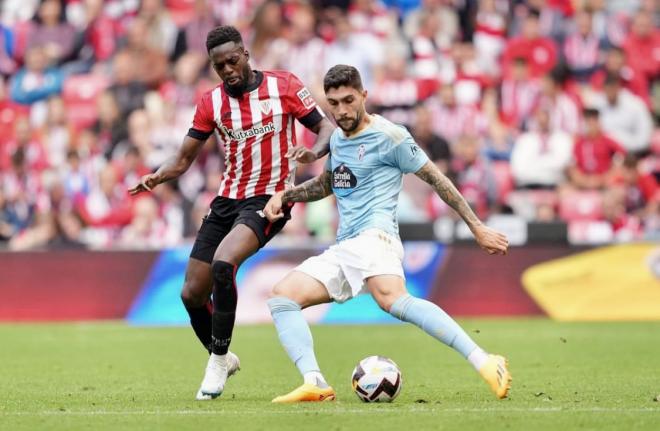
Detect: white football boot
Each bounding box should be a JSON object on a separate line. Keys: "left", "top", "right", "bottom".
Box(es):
{"left": 195, "top": 351, "right": 241, "bottom": 400}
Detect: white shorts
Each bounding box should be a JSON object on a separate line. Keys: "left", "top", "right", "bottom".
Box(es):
{"left": 295, "top": 229, "right": 405, "bottom": 303}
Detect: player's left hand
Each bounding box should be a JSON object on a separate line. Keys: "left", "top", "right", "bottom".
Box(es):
{"left": 473, "top": 224, "right": 509, "bottom": 255}
{"left": 264, "top": 191, "right": 285, "bottom": 222}
{"left": 286, "top": 146, "right": 317, "bottom": 163}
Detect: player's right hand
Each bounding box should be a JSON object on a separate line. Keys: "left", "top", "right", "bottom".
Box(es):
{"left": 264, "top": 191, "right": 285, "bottom": 222}
{"left": 286, "top": 146, "right": 318, "bottom": 164}
{"left": 473, "top": 224, "right": 509, "bottom": 255}
{"left": 128, "top": 174, "right": 159, "bottom": 195}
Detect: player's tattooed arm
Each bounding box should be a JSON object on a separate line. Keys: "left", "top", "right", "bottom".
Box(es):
{"left": 263, "top": 171, "right": 333, "bottom": 222}
{"left": 415, "top": 161, "right": 509, "bottom": 255}
{"left": 282, "top": 170, "right": 333, "bottom": 204}
{"left": 414, "top": 161, "right": 482, "bottom": 230}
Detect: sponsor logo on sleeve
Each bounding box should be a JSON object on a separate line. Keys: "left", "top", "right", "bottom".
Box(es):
{"left": 296, "top": 87, "right": 316, "bottom": 109}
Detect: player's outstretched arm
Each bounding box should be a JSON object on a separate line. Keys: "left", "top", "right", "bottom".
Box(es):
{"left": 414, "top": 161, "right": 508, "bottom": 255}
{"left": 286, "top": 118, "right": 334, "bottom": 163}
{"left": 264, "top": 171, "right": 333, "bottom": 221}
{"left": 128, "top": 135, "right": 206, "bottom": 195}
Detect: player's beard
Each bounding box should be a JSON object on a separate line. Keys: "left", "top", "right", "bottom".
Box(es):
{"left": 336, "top": 110, "right": 362, "bottom": 133}
{"left": 225, "top": 67, "right": 251, "bottom": 94}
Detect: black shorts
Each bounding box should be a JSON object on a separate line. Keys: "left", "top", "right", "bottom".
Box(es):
{"left": 190, "top": 195, "right": 292, "bottom": 264}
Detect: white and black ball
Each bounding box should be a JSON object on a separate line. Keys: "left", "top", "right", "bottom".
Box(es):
{"left": 351, "top": 356, "right": 402, "bottom": 403}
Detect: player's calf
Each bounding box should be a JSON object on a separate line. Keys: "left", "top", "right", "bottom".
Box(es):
{"left": 388, "top": 293, "right": 512, "bottom": 398}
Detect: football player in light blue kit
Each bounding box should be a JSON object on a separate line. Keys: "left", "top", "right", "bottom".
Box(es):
{"left": 263, "top": 65, "right": 512, "bottom": 403}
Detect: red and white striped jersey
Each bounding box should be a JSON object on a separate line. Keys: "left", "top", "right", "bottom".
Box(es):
{"left": 563, "top": 33, "right": 600, "bottom": 70}
{"left": 191, "top": 70, "right": 323, "bottom": 199}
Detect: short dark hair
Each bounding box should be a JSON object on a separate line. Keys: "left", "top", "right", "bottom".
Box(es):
{"left": 547, "top": 64, "right": 569, "bottom": 85}
{"left": 607, "top": 46, "right": 624, "bottom": 56}
{"left": 623, "top": 153, "right": 638, "bottom": 169}
{"left": 324, "top": 65, "right": 363, "bottom": 93}
{"left": 513, "top": 56, "right": 528, "bottom": 66}
{"left": 527, "top": 8, "right": 541, "bottom": 19}
{"left": 604, "top": 72, "right": 621, "bottom": 87}
{"left": 206, "top": 26, "right": 243, "bottom": 53}
{"left": 583, "top": 107, "right": 599, "bottom": 118}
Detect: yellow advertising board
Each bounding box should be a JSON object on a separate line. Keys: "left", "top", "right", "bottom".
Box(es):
{"left": 523, "top": 243, "right": 660, "bottom": 321}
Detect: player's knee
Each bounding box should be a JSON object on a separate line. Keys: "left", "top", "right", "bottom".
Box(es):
{"left": 270, "top": 281, "right": 296, "bottom": 301}
{"left": 180, "top": 283, "right": 207, "bottom": 308}
{"left": 211, "top": 260, "right": 236, "bottom": 290}
{"left": 373, "top": 294, "right": 395, "bottom": 313}
{"left": 373, "top": 291, "right": 407, "bottom": 313}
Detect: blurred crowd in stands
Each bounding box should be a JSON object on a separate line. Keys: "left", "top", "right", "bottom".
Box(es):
{"left": 0, "top": 0, "right": 658, "bottom": 249}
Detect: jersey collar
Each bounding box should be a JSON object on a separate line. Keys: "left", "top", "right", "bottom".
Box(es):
{"left": 224, "top": 70, "right": 264, "bottom": 98}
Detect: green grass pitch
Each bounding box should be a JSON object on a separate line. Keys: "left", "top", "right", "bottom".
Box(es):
{"left": 1, "top": 320, "right": 659, "bottom": 430}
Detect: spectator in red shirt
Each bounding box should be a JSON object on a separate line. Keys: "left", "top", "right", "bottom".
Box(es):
{"left": 568, "top": 107, "right": 625, "bottom": 190}
{"left": 501, "top": 8, "right": 557, "bottom": 78}
{"left": 614, "top": 154, "right": 659, "bottom": 219}
{"left": 82, "top": 0, "right": 118, "bottom": 62}
{"left": 605, "top": 154, "right": 659, "bottom": 237}
{"left": 0, "top": 77, "right": 30, "bottom": 147}
{"left": 75, "top": 164, "right": 134, "bottom": 234}
{"left": 622, "top": 12, "right": 660, "bottom": 85}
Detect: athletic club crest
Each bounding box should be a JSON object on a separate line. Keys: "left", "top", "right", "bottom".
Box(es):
{"left": 357, "top": 144, "right": 366, "bottom": 161}
{"left": 259, "top": 100, "right": 272, "bottom": 115}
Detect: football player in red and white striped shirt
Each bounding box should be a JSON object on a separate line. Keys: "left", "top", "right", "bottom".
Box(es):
{"left": 128, "top": 25, "right": 334, "bottom": 400}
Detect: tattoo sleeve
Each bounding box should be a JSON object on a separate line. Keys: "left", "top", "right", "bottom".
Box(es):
{"left": 414, "top": 161, "right": 482, "bottom": 230}
{"left": 282, "top": 171, "right": 333, "bottom": 204}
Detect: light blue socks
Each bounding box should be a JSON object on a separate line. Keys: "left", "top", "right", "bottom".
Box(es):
{"left": 268, "top": 297, "right": 320, "bottom": 376}
{"left": 389, "top": 294, "right": 478, "bottom": 358}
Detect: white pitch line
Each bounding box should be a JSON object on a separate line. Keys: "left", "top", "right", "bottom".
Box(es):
{"left": 2, "top": 407, "right": 659, "bottom": 416}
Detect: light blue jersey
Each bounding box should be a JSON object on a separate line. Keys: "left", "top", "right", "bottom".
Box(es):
{"left": 325, "top": 115, "right": 429, "bottom": 241}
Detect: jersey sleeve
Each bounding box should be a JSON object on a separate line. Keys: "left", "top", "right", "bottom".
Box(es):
{"left": 283, "top": 73, "right": 321, "bottom": 120}
{"left": 383, "top": 132, "right": 430, "bottom": 174}
{"left": 188, "top": 92, "right": 215, "bottom": 139}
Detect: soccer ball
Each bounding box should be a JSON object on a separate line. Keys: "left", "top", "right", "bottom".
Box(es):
{"left": 351, "top": 356, "right": 402, "bottom": 402}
